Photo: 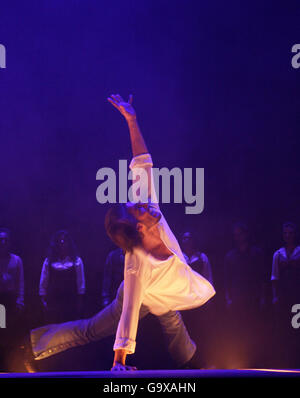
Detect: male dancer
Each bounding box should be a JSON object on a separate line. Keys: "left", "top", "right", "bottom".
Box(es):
{"left": 25, "top": 94, "right": 215, "bottom": 371}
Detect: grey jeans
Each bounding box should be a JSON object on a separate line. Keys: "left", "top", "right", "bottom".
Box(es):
{"left": 31, "top": 283, "right": 196, "bottom": 366}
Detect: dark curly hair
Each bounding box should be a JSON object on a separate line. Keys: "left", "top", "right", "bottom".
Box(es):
{"left": 105, "top": 204, "right": 142, "bottom": 253}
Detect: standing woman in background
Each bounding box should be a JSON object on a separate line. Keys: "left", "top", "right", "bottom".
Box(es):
{"left": 0, "top": 228, "right": 25, "bottom": 370}
{"left": 181, "top": 230, "right": 213, "bottom": 285}
{"left": 271, "top": 222, "right": 300, "bottom": 368}
{"left": 39, "top": 230, "right": 86, "bottom": 324}
{"left": 180, "top": 229, "right": 215, "bottom": 368}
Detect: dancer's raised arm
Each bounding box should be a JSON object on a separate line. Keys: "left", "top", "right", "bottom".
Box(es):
{"left": 107, "top": 94, "right": 148, "bottom": 157}
{"left": 108, "top": 94, "right": 157, "bottom": 204}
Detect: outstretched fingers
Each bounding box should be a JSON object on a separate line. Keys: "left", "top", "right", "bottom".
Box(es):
{"left": 115, "top": 94, "right": 123, "bottom": 102}
{"left": 107, "top": 96, "right": 120, "bottom": 109}
{"left": 108, "top": 93, "right": 132, "bottom": 105}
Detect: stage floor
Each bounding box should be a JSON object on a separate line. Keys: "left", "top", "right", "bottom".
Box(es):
{"left": 1, "top": 369, "right": 300, "bottom": 378}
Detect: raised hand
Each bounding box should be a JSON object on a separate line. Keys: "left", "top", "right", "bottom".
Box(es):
{"left": 107, "top": 94, "right": 136, "bottom": 122}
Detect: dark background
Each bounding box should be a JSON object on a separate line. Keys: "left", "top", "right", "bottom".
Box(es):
{"left": 0, "top": 0, "right": 299, "bottom": 369}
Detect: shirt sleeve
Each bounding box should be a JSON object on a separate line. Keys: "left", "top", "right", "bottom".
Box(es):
{"left": 39, "top": 258, "right": 49, "bottom": 296}
{"left": 113, "top": 255, "right": 145, "bottom": 354}
{"left": 15, "top": 257, "right": 24, "bottom": 306}
{"left": 75, "top": 257, "right": 86, "bottom": 294}
{"left": 129, "top": 153, "right": 159, "bottom": 206}
{"left": 271, "top": 251, "right": 280, "bottom": 281}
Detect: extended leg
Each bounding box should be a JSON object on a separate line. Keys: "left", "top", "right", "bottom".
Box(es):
{"left": 31, "top": 283, "right": 149, "bottom": 360}
{"left": 157, "top": 310, "right": 196, "bottom": 366}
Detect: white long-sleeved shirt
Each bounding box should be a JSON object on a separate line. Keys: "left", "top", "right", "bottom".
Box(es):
{"left": 39, "top": 256, "right": 86, "bottom": 296}
{"left": 271, "top": 246, "right": 300, "bottom": 281}
{"left": 113, "top": 153, "right": 216, "bottom": 354}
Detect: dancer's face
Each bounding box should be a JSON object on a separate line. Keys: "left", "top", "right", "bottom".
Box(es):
{"left": 126, "top": 202, "right": 161, "bottom": 230}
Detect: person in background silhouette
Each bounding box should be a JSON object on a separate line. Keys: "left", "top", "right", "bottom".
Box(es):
{"left": 39, "top": 230, "right": 85, "bottom": 323}
{"left": 223, "top": 222, "right": 266, "bottom": 368}
{"left": 180, "top": 229, "right": 215, "bottom": 367}
{"left": 271, "top": 222, "right": 300, "bottom": 368}
{"left": 181, "top": 230, "right": 213, "bottom": 285}
{"left": 0, "top": 228, "right": 24, "bottom": 370}
{"left": 271, "top": 222, "right": 300, "bottom": 305}
{"left": 224, "top": 222, "right": 265, "bottom": 311}
{"left": 101, "top": 247, "right": 124, "bottom": 308}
